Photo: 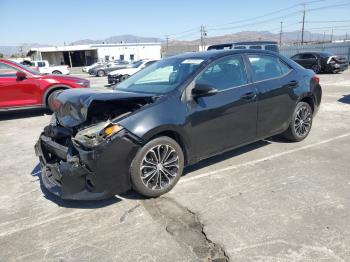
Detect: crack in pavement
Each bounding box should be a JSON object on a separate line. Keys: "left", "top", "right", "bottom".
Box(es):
{"left": 142, "top": 197, "right": 229, "bottom": 262}
{"left": 119, "top": 203, "right": 141, "bottom": 223}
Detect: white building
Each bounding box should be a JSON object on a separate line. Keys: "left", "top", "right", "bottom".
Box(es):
{"left": 27, "top": 43, "right": 161, "bottom": 67}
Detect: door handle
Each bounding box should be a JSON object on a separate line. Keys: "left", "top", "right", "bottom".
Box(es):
{"left": 288, "top": 80, "right": 298, "bottom": 87}
{"left": 241, "top": 92, "right": 256, "bottom": 101}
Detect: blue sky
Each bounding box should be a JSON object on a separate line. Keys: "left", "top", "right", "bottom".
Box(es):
{"left": 1, "top": 0, "right": 350, "bottom": 45}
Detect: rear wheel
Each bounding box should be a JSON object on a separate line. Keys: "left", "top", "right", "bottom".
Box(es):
{"left": 97, "top": 70, "right": 105, "bottom": 77}
{"left": 130, "top": 136, "right": 184, "bottom": 197}
{"left": 52, "top": 70, "right": 62, "bottom": 74}
{"left": 282, "top": 102, "right": 313, "bottom": 142}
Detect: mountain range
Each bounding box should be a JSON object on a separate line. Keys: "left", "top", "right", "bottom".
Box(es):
{"left": 0, "top": 31, "right": 346, "bottom": 56}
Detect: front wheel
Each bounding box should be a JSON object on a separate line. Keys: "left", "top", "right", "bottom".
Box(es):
{"left": 97, "top": 70, "right": 105, "bottom": 77}
{"left": 282, "top": 102, "right": 313, "bottom": 142}
{"left": 52, "top": 70, "right": 62, "bottom": 74}
{"left": 311, "top": 64, "right": 321, "bottom": 74}
{"left": 130, "top": 136, "right": 184, "bottom": 197}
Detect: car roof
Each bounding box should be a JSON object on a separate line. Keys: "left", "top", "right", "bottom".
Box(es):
{"left": 168, "top": 49, "right": 280, "bottom": 60}
{"left": 293, "top": 52, "right": 322, "bottom": 55}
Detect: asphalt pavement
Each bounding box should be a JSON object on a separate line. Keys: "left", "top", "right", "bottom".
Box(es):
{"left": 0, "top": 70, "right": 350, "bottom": 261}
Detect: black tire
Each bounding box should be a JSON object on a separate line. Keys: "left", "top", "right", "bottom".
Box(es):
{"left": 97, "top": 70, "right": 105, "bottom": 77}
{"left": 47, "top": 89, "right": 64, "bottom": 112}
{"left": 130, "top": 136, "right": 184, "bottom": 197}
{"left": 120, "top": 74, "right": 130, "bottom": 82}
{"left": 311, "top": 64, "right": 321, "bottom": 74}
{"left": 282, "top": 102, "right": 313, "bottom": 142}
{"left": 52, "top": 70, "right": 62, "bottom": 74}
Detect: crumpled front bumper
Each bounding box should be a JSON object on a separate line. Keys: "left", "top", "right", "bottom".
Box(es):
{"left": 107, "top": 74, "right": 121, "bottom": 85}
{"left": 34, "top": 131, "right": 141, "bottom": 200}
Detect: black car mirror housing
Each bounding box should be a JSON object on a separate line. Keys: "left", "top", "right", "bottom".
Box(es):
{"left": 192, "top": 83, "right": 218, "bottom": 98}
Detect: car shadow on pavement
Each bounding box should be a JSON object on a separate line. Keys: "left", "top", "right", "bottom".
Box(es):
{"left": 184, "top": 139, "right": 271, "bottom": 175}
{"left": 31, "top": 164, "right": 121, "bottom": 208}
{"left": 0, "top": 108, "right": 50, "bottom": 121}
{"left": 338, "top": 95, "right": 350, "bottom": 104}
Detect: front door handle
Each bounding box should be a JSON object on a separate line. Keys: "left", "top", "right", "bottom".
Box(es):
{"left": 241, "top": 92, "right": 256, "bottom": 101}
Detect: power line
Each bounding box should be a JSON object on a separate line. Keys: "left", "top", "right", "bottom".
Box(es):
{"left": 209, "top": 10, "right": 301, "bottom": 32}
{"left": 162, "top": 0, "right": 350, "bottom": 41}
{"left": 305, "top": 20, "right": 350, "bottom": 23}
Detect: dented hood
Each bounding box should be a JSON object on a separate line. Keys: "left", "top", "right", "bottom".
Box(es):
{"left": 51, "top": 88, "right": 155, "bottom": 127}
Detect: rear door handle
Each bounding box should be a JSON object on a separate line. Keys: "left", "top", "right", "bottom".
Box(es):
{"left": 288, "top": 80, "right": 298, "bottom": 87}
{"left": 241, "top": 92, "right": 256, "bottom": 101}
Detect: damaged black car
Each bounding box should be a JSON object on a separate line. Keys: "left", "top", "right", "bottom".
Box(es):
{"left": 35, "top": 50, "right": 322, "bottom": 200}
{"left": 290, "top": 52, "right": 348, "bottom": 74}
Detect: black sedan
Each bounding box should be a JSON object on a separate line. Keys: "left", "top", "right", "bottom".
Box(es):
{"left": 35, "top": 50, "right": 322, "bottom": 200}
{"left": 291, "top": 52, "right": 348, "bottom": 74}
{"left": 88, "top": 61, "right": 130, "bottom": 77}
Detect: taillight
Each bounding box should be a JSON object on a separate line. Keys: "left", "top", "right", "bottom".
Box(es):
{"left": 313, "top": 76, "right": 320, "bottom": 84}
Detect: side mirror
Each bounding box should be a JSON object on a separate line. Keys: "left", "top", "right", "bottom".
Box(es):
{"left": 16, "top": 71, "right": 27, "bottom": 81}
{"left": 192, "top": 83, "right": 218, "bottom": 98}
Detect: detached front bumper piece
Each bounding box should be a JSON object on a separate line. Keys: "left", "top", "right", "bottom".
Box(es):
{"left": 35, "top": 131, "right": 140, "bottom": 200}
{"left": 107, "top": 74, "right": 120, "bottom": 85}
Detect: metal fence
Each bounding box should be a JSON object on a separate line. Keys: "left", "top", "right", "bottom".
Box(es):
{"left": 280, "top": 42, "right": 350, "bottom": 61}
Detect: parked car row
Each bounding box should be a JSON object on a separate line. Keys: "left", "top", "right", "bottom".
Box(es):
{"left": 107, "top": 59, "right": 158, "bottom": 85}
{"left": 87, "top": 60, "right": 130, "bottom": 77}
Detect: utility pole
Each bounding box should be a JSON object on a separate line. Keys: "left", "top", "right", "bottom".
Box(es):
{"left": 165, "top": 35, "right": 169, "bottom": 54}
{"left": 322, "top": 32, "right": 326, "bottom": 43}
{"left": 345, "top": 32, "right": 348, "bottom": 41}
{"left": 301, "top": 3, "right": 306, "bottom": 45}
{"left": 330, "top": 28, "right": 333, "bottom": 42}
{"left": 200, "top": 25, "right": 207, "bottom": 51}
{"left": 279, "top": 21, "right": 283, "bottom": 47}
{"left": 19, "top": 46, "right": 23, "bottom": 57}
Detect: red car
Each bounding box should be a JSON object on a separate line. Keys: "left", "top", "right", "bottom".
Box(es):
{"left": 0, "top": 59, "right": 90, "bottom": 111}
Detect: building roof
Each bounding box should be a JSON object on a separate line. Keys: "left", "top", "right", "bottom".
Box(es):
{"left": 27, "top": 42, "right": 161, "bottom": 56}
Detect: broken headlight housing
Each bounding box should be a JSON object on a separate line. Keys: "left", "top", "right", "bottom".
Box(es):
{"left": 73, "top": 121, "right": 123, "bottom": 148}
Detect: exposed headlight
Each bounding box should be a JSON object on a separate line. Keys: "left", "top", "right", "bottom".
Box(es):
{"left": 73, "top": 122, "right": 123, "bottom": 148}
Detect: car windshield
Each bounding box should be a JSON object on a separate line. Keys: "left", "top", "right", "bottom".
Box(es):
{"left": 115, "top": 57, "right": 205, "bottom": 94}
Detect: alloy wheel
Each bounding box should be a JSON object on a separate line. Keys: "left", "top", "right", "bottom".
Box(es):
{"left": 140, "top": 144, "right": 179, "bottom": 190}
{"left": 294, "top": 105, "right": 312, "bottom": 137}
{"left": 311, "top": 64, "right": 320, "bottom": 74}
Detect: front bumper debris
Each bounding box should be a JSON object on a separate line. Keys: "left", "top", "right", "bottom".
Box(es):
{"left": 108, "top": 74, "right": 120, "bottom": 85}
{"left": 35, "top": 129, "right": 141, "bottom": 200}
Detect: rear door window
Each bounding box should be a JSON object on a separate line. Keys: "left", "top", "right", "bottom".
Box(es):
{"left": 247, "top": 54, "right": 284, "bottom": 81}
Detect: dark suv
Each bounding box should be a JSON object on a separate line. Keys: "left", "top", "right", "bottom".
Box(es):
{"left": 35, "top": 50, "right": 321, "bottom": 200}
{"left": 208, "top": 41, "right": 279, "bottom": 53}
